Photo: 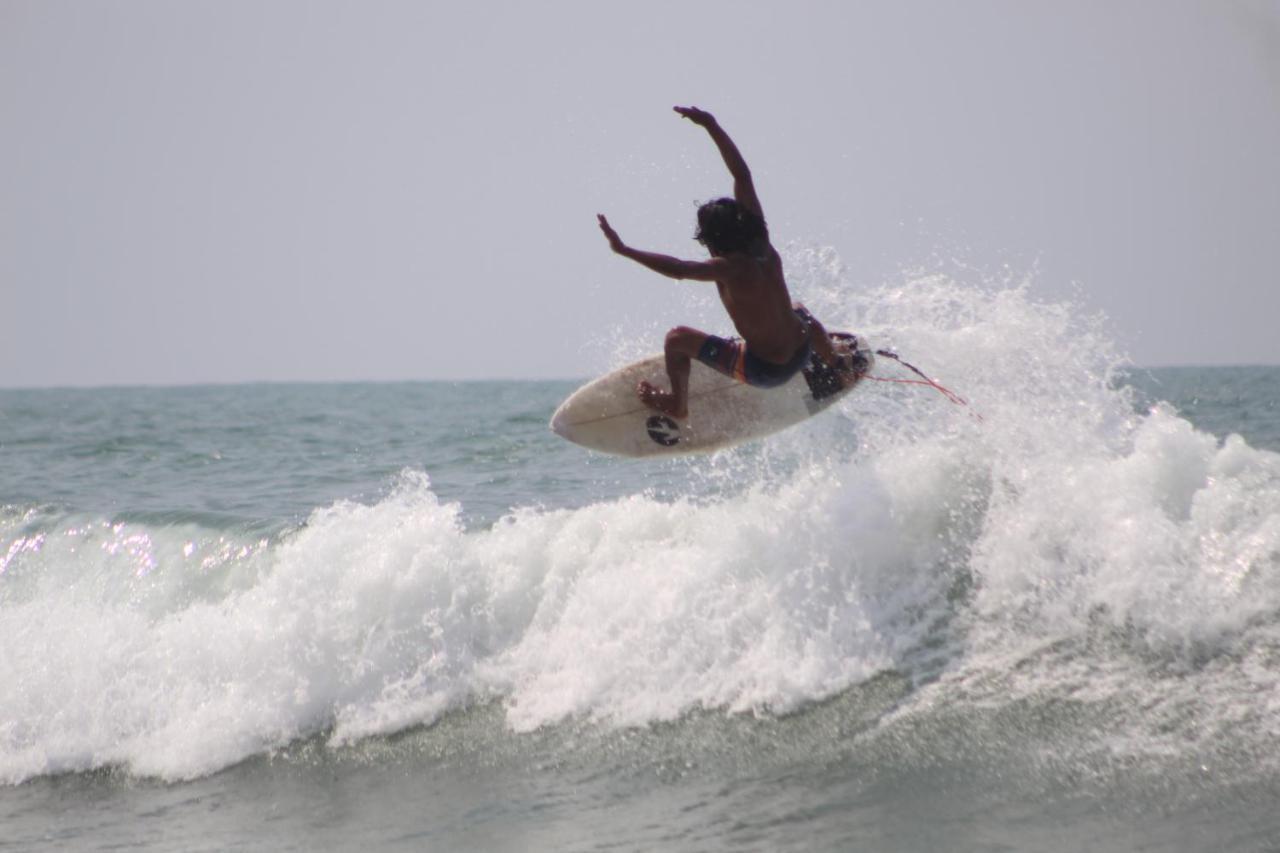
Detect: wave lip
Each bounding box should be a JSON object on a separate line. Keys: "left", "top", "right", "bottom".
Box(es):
{"left": 1, "top": 456, "right": 960, "bottom": 783}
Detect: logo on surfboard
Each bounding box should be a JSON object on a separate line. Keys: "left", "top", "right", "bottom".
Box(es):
{"left": 645, "top": 415, "right": 681, "bottom": 446}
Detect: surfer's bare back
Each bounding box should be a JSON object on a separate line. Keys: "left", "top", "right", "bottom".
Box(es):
{"left": 598, "top": 106, "right": 849, "bottom": 419}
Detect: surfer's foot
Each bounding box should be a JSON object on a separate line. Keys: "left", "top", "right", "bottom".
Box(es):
{"left": 637, "top": 381, "right": 687, "bottom": 419}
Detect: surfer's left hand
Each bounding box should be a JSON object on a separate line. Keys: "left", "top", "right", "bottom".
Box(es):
{"left": 597, "top": 214, "right": 625, "bottom": 253}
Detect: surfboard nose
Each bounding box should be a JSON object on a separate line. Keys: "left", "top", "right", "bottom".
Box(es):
{"left": 549, "top": 404, "right": 570, "bottom": 437}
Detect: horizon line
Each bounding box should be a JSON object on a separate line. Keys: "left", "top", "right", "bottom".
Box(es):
{"left": 4, "top": 362, "right": 1280, "bottom": 393}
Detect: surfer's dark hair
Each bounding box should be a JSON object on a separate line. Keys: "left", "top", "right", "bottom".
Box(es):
{"left": 694, "top": 197, "right": 768, "bottom": 257}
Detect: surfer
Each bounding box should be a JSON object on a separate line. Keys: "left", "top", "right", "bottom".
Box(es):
{"left": 597, "top": 106, "right": 859, "bottom": 419}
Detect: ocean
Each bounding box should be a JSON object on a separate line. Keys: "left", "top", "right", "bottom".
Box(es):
{"left": 3, "top": 278, "right": 1279, "bottom": 851}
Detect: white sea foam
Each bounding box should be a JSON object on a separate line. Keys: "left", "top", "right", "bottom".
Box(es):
{"left": 3, "top": 273, "right": 1279, "bottom": 783}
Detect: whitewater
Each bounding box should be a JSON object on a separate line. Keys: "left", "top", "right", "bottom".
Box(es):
{"left": 3, "top": 260, "right": 1279, "bottom": 850}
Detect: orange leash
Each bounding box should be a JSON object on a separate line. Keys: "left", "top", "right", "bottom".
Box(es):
{"left": 870, "top": 349, "right": 981, "bottom": 419}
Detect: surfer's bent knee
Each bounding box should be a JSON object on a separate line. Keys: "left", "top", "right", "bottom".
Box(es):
{"left": 665, "top": 326, "right": 705, "bottom": 353}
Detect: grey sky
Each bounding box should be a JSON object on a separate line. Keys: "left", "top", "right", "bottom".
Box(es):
{"left": 3, "top": 0, "right": 1278, "bottom": 387}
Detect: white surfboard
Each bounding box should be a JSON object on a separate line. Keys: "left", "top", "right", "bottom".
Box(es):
{"left": 550, "top": 334, "right": 874, "bottom": 457}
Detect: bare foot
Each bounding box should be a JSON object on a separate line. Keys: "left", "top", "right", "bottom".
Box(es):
{"left": 637, "top": 381, "right": 688, "bottom": 419}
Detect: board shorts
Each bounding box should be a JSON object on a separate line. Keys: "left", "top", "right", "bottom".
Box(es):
{"left": 695, "top": 332, "right": 813, "bottom": 389}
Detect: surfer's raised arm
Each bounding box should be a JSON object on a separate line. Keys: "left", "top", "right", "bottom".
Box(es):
{"left": 674, "top": 106, "right": 763, "bottom": 218}
{"left": 596, "top": 214, "right": 728, "bottom": 281}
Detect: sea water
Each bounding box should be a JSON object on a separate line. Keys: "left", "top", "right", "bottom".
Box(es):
{"left": 3, "top": 268, "right": 1279, "bottom": 851}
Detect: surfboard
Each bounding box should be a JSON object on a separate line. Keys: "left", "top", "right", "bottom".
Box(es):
{"left": 550, "top": 334, "right": 874, "bottom": 457}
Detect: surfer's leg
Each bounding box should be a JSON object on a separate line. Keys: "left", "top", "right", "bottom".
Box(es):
{"left": 638, "top": 326, "right": 707, "bottom": 419}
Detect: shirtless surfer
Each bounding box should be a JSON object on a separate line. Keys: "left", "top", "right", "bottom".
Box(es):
{"left": 598, "top": 106, "right": 860, "bottom": 419}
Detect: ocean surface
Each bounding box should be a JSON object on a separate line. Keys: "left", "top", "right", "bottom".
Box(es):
{"left": 3, "top": 278, "right": 1280, "bottom": 851}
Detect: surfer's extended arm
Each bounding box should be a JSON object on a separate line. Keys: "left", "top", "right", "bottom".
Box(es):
{"left": 674, "top": 106, "right": 762, "bottom": 217}
{"left": 597, "top": 214, "right": 726, "bottom": 281}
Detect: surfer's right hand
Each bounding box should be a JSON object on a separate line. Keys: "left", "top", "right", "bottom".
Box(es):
{"left": 674, "top": 106, "right": 716, "bottom": 127}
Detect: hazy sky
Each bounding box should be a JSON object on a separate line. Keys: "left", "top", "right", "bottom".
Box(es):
{"left": 3, "top": 0, "right": 1278, "bottom": 386}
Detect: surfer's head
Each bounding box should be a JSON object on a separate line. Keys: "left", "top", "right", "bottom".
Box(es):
{"left": 694, "top": 198, "right": 768, "bottom": 257}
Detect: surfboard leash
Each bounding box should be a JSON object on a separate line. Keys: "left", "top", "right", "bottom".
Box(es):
{"left": 869, "top": 349, "right": 982, "bottom": 420}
